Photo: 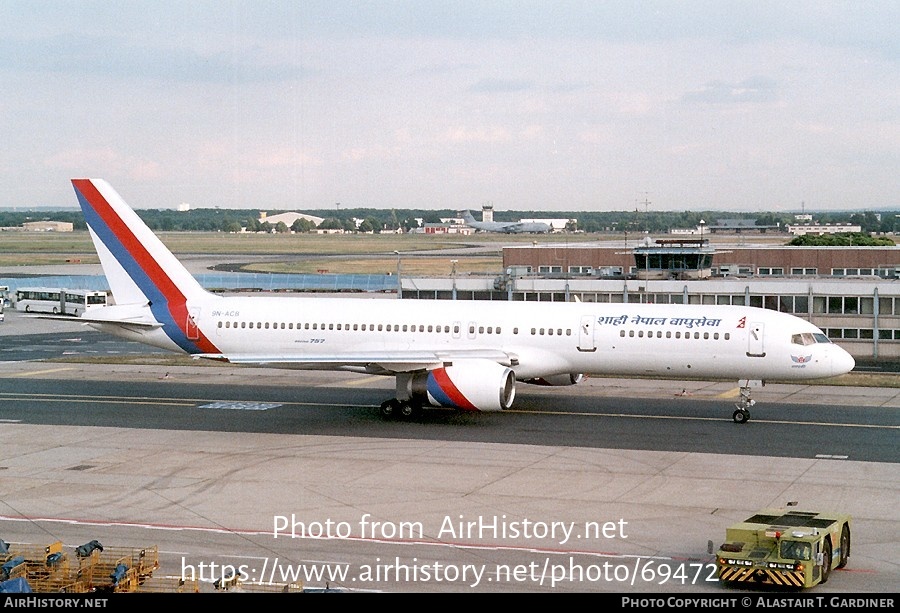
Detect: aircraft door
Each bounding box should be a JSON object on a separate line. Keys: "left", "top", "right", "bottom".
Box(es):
{"left": 747, "top": 321, "right": 765, "bottom": 357}
{"left": 187, "top": 307, "right": 200, "bottom": 341}
{"left": 467, "top": 321, "right": 477, "bottom": 340}
{"left": 578, "top": 315, "right": 596, "bottom": 352}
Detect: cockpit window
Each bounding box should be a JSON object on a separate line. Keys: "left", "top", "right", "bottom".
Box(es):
{"left": 780, "top": 540, "right": 811, "bottom": 561}
{"left": 791, "top": 333, "right": 816, "bottom": 346}
{"left": 792, "top": 332, "right": 832, "bottom": 346}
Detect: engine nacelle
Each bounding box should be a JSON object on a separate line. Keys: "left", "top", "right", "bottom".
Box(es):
{"left": 410, "top": 359, "right": 516, "bottom": 412}
{"left": 522, "top": 373, "right": 585, "bottom": 386}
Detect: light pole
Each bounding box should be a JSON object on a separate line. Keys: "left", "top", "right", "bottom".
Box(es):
{"left": 450, "top": 259, "right": 458, "bottom": 300}
{"left": 394, "top": 250, "right": 401, "bottom": 298}
{"left": 698, "top": 220, "right": 708, "bottom": 279}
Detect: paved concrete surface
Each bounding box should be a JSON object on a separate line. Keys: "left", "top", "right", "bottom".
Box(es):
{"left": 0, "top": 358, "right": 898, "bottom": 593}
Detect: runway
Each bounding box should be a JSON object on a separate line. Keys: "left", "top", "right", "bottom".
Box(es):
{"left": 0, "top": 311, "right": 897, "bottom": 593}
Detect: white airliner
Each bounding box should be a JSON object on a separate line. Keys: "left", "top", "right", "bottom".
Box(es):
{"left": 69, "top": 179, "right": 855, "bottom": 423}
{"left": 461, "top": 210, "right": 552, "bottom": 234}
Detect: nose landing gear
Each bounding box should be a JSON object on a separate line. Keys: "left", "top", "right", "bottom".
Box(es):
{"left": 732, "top": 382, "right": 758, "bottom": 423}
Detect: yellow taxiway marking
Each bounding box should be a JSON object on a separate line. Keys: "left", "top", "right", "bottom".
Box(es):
{"left": 505, "top": 409, "right": 899, "bottom": 429}
{"left": 6, "top": 367, "right": 78, "bottom": 378}
{"left": 0, "top": 391, "right": 373, "bottom": 409}
{"left": 717, "top": 387, "right": 741, "bottom": 399}
{"left": 0, "top": 395, "right": 192, "bottom": 407}
{"left": 344, "top": 375, "right": 387, "bottom": 387}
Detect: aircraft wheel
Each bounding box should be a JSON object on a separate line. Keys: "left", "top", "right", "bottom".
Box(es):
{"left": 732, "top": 408, "right": 750, "bottom": 424}
{"left": 398, "top": 402, "right": 419, "bottom": 419}
{"left": 821, "top": 538, "right": 832, "bottom": 583}
{"left": 837, "top": 524, "right": 850, "bottom": 569}
{"left": 380, "top": 399, "right": 399, "bottom": 418}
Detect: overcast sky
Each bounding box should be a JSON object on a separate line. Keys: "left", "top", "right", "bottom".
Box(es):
{"left": 1, "top": 1, "right": 897, "bottom": 212}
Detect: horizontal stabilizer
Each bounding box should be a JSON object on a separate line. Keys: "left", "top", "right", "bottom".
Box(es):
{"left": 25, "top": 313, "right": 162, "bottom": 329}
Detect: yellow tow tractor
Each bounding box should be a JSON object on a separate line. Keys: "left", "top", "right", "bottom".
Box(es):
{"left": 715, "top": 508, "right": 851, "bottom": 589}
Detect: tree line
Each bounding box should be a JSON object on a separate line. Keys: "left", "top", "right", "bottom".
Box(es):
{"left": 0, "top": 208, "right": 897, "bottom": 240}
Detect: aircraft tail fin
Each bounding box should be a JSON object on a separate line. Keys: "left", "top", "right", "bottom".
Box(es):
{"left": 71, "top": 178, "right": 211, "bottom": 308}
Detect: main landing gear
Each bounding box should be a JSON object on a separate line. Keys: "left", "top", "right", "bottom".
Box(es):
{"left": 380, "top": 398, "right": 421, "bottom": 420}
{"left": 732, "top": 381, "right": 757, "bottom": 424}
{"left": 379, "top": 372, "right": 422, "bottom": 419}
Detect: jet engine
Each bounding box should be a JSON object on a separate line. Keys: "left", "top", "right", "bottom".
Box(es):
{"left": 522, "top": 373, "right": 585, "bottom": 386}
{"left": 410, "top": 359, "right": 516, "bottom": 412}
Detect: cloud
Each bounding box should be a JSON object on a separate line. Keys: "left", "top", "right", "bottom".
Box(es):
{"left": 0, "top": 1, "right": 896, "bottom": 211}
{"left": 0, "top": 33, "right": 309, "bottom": 83}
{"left": 681, "top": 76, "right": 779, "bottom": 105}
{"left": 441, "top": 126, "right": 511, "bottom": 144}
{"left": 468, "top": 78, "right": 535, "bottom": 94}
{"left": 44, "top": 147, "right": 162, "bottom": 180}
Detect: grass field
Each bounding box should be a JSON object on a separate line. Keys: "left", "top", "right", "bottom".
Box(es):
{"left": 0, "top": 227, "right": 795, "bottom": 276}
{"left": 0, "top": 229, "right": 580, "bottom": 254}
{"left": 0, "top": 229, "right": 598, "bottom": 275}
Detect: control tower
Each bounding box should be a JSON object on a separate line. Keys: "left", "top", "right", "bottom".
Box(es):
{"left": 631, "top": 237, "right": 719, "bottom": 280}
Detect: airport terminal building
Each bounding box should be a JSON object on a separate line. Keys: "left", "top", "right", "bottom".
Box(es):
{"left": 400, "top": 240, "right": 900, "bottom": 365}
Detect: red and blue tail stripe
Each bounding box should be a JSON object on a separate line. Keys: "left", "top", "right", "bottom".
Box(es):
{"left": 72, "top": 179, "right": 220, "bottom": 355}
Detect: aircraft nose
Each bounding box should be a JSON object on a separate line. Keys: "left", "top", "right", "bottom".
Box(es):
{"left": 833, "top": 347, "right": 856, "bottom": 376}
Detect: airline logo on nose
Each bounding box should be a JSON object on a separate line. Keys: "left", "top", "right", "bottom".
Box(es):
{"left": 791, "top": 354, "right": 812, "bottom": 364}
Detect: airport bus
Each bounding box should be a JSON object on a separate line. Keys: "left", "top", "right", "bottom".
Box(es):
{"left": 14, "top": 287, "right": 108, "bottom": 316}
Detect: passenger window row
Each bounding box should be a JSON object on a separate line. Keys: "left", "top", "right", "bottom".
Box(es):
{"left": 217, "top": 320, "right": 514, "bottom": 335}
{"left": 619, "top": 329, "right": 730, "bottom": 340}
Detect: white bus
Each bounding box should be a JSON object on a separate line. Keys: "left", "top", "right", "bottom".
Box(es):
{"left": 14, "top": 287, "right": 108, "bottom": 316}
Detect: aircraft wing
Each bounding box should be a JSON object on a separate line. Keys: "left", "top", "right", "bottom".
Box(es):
{"left": 501, "top": 222, "right": 547, "bottom": 233}
{"left": 505, "top": 222, "right": 550, "bottom": 233}
{"left": 193, "top": 348, "right": 517, "bottom": 374}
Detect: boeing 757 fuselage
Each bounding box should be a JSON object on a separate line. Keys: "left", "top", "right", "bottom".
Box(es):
{"left": 68, "top": 179, "right": 855, "bottom": 423}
